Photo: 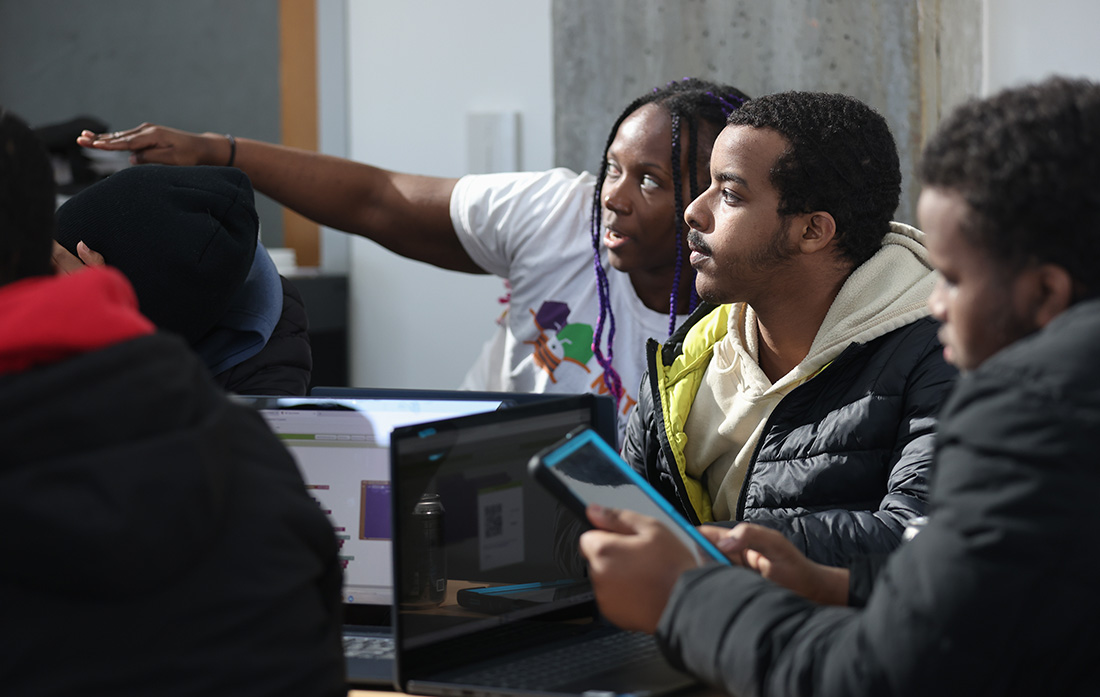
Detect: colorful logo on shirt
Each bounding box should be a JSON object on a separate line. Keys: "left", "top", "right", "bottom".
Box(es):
{"left": 523, "top": 301, "right": 638, "bottom": 429}
{"left": 523, "top": 301, "right": 594, "bottom": 383}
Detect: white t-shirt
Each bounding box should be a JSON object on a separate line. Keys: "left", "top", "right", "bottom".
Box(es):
{"left": 450, "top": 168, "right": 685, "bottom": 441}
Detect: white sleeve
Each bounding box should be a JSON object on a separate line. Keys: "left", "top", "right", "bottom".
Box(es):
{"left": 449, "top": 168, "right": 596, "bottom": 279}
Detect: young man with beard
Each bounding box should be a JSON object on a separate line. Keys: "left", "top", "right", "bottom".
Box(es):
{"left": 582, "top": 76, "right": 1100, "bottom": 696}
{"left": 622, "top": 91, "right": 957, "bottom": 567}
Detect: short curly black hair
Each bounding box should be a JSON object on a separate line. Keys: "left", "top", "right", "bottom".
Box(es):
{"left": 0, "top": 108, "right": 56, "bottom": 286}
{"left": 919, "top": 76, "right": 1100, "bottom": 297}
{"left": 726, "top": 92, "right": 901, "bottom": 267}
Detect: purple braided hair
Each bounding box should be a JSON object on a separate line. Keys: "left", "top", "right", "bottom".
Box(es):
{"left": 591, "top": 176, "right": 623, "bottom": 403}
{"left": 705, "top": 91, "right": 747, "bottom": 117}
{"left": 668, "top": 114, "right": 684, "bottom": 337}
{"left": 590, "top": 79, "right": 750, "bottom": 407}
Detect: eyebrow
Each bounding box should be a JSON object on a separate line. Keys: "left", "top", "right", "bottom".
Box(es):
{"left": 606, "top": 156, "right": 672, "bottom": 175}
{"left": 714, "top": 171, "right": 749, "bottom": 189}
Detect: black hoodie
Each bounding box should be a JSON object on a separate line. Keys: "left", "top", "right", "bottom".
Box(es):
{"left": 0, "top": 270, "right": 345, "bottom": 696}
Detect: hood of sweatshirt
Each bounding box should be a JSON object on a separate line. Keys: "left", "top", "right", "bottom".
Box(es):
{"left": 0, "top": 268, "right": 232, "bottom": 598}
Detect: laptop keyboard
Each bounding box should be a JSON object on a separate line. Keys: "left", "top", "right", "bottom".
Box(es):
{"left": 452, "top": 630, "right": 660, "bottom": 689}
{"left": 343, "top": 634, "right": 395, "bottom": 660}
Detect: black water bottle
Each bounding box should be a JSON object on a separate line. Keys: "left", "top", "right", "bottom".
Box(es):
{"left": 404, "top": 492, "right": 446, "bottom": 608}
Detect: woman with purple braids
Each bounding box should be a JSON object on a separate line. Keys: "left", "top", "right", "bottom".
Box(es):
{"left": 78, "top": 78, "right": 748, "bottom": 442}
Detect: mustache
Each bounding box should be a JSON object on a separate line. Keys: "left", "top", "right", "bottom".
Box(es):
{"left": 687, "top": 230, "right": 712, "bottom": 256}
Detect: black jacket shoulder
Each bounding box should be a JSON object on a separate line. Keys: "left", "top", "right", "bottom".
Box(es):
{"left": 214, "top": 275, "right": 313, "bottom": 396}
{"left": 0, "top": 333, "right": 343, "bottom": 697}
{"left": 657, "top": 300, "right": 1100, "bottom": 697}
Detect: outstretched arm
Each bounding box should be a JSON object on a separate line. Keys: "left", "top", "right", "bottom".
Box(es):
{"left": 77, "top": 124, "right": 483, "bottom": 273}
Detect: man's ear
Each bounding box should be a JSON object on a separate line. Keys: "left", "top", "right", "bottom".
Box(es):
{"left": 797, "top": 212, "right": 837, "bottom": 255}
{"left": 1029, "top": 263, "right": 1075, "bottom": 328}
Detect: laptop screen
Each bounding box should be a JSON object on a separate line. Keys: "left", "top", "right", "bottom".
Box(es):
{"left": 312, "top": 386, "right": 621, "bottom": 449}
{"left": 390, "top": 395, "right": 614, "bottom": 672}
{"left": 243, "top": 395, "right": 508, "bottom": 615}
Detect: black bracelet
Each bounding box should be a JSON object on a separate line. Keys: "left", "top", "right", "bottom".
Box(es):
{"left": 225, "top": 133, "right": 237, "bottom": 167}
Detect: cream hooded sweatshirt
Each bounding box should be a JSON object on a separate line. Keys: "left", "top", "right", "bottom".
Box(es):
{"left": 683, "top": 222, "right": 936, "bottom": 519}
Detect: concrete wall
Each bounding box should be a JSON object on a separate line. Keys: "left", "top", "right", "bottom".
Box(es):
{"left": 552, "top": 0, "right": 982, "bottom": 227}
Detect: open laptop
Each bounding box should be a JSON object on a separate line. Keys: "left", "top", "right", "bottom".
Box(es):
{"left": 240, "top": 393, "right": 513, "bottom": 686}
{"left": 312, "top": 385, "right": 620, "bottom": 448}
{"left": 389, "top": 395, "right": 699, "bottom": 697}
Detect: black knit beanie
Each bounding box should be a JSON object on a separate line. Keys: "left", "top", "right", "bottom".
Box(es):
{"left": 55, "top": 165, "right": 259, "bottom": 345}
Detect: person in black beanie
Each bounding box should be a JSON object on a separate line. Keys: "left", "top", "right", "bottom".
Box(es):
{"left": 53, "top": 164, "right": 312, "bottom": 395}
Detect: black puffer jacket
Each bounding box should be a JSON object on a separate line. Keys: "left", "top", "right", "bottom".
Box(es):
{"left": 658, "top": 298, "right": 1100, "bottom": 697}
{"left": 623, "top": 303, "right": 957, "bottom": 567}
{"left": 213, "top": 275, "right": 313, "bottom": 395}
{"left": 0, "top": 331, "right": 344, "bottom": 697}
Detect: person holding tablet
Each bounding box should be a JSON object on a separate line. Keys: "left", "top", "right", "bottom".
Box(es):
{"left": 582, "top": 76, "right": 1100, "bottom": 697}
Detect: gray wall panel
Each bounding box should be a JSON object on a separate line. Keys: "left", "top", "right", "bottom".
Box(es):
{"left": 0, "top": 0, "right": 284, "bottom": 245}
{"left": 552, "top": 0, "right": 981, "bottom": 226}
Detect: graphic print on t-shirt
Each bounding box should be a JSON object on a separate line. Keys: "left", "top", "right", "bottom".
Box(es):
{"left": 523, "top": 301, "right": 594, "bottom": 382}
{"left": 520, "top": 299, "right": 640, "bottom": 440}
